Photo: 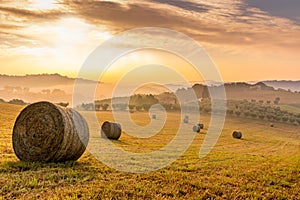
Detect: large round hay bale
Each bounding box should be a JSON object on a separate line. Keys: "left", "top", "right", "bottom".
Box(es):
{"left": 101, "top": 121, "right": 122, "bottom": 140}
{"left": 12, "top": 101, "right": 89, "bottom": 162}
{"left": 232, "top": 131, "right": 242, "bottom": 139}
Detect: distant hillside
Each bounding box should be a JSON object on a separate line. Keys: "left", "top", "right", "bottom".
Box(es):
{"left": 189, "top": 82, "right": 300, "bottom": 104}
{"left": 263, "top": 80, "right": 300, "bottom": 92}
{"left": 1, "top": 73, "right": 300, "bottom": 105}
{"left": 0, "top": 73, "right": 96, "bottom": 88}
{"left": 0, "top": 74, "right": 100, "bottom": 104}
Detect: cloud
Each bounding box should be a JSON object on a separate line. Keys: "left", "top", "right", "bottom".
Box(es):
{"left": 244, "top": 0, "right": 300, "bottom": 23}
{"left": 58, "top": 0, "right": 300, "bottom": 52}
{"left": 0, "top": 6, "right": 67, "bottom": 20}
{"left": 148, "top": 0, "right": 211, "bottom": 13}
{"left": 1, "top": 0, "right": 300, "bottom": 57}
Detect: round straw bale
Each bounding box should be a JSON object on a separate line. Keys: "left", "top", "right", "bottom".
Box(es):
{"left": 101, "top": 121, "right": 122, "bottom": 140}
{"left": 184, "top": 115, "right": 189, "bottom": 124}
{"left": 12, "top": 101, "right": 89, "bottom": 162}
{"left": 193, "top": 125, "right": 201, "bottom": 133}
{"left": 193, "top": 123, "right": 204, "bottom": 133}
{"left": 232, "top": 131, "right": 242, "bottom": 139}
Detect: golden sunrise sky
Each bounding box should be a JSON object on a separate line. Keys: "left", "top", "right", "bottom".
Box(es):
{"left": 1, "top": 0, "right": 300, "bottom": 83}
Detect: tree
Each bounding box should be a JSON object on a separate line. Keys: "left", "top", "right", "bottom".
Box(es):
{"left": 227, "top": 109, "right": 234, "bottom": 115}
{"left": 142, "top": 104, "right": 151, "bottom": 111}
{"left": 57, "top": 102, "right": 69, "bottom": 107}
{"left": 8, "top": 99, "right": 26, "bottom": 105}
{"left": 135, "top": 105, "right": 142, "bottom": 111}
{"left": 129, "top": 104, "right": 135, "bottom": 112}
{"left": 101, "top": 103, "right": 109, "bottom": 111}
{"left": 250, "top": 112, "right": 257, "bottom": 118}
{"left": 95, "top": 104, "right": 101, "bottom": 111}
{"left": 282, "top": 116, "right": 289, "bottom": 122}
{"left": 289, "top": 118, "right": 296, "bottom": 123}
{"left": 274, "top": 97, "right": 280, "bottom": 105}
{"left": 235, "top": 110, "right": 241, "bottom": 116}
{"left": 243, "top": 110, "right": 250, "bottom": 117}
{"left": 201, "top": 86, "right": 210, "bottom": 99}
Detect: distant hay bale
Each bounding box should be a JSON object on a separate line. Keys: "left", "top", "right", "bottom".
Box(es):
{"left": 199, "top": 123, "right": 204, "bottom": 129}
{"left": 12, "top": 101, "right": 89, "bottom": 162}
{"left": 101, "top": 121, "right": 122, "bottom": 140}
{"left": 184, "top": 115, "right": 189, "bottom": 124}
{"left": 270, "top": 123, "right": 274, "bottom": 127}
{"left": 232, "top": 131, "right": 242, "bottom": 139}
{"left": 193, "top": 123, "right": 204, "bottom": 133}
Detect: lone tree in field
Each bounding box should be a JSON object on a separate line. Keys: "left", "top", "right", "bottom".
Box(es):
{"left": 274, "top": 97, "right": 280, "bottom": 105}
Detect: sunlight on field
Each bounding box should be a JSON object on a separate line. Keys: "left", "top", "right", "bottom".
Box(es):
{"left": 0, "top": 103, "right": 299, "bottom": 199}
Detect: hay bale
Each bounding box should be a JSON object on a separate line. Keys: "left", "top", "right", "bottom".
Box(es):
{"left": 232, "top": 131, "right": 242, "bottom": 139}
{"left": 198, "top": 123, "right": 204, "bottom": 129}
{"left": 193, "top": 123, "right": 204, "bottom": 133}
{"left": 12, "top": 101, "right": 89, "bottom": 162}
{"left": 101, "top": 121, "right": 122, "bottom": 140}
{"left": 183, "top": 115, "right": 189, "bottom": 124}
{"left": 270, "top": 123, "right": 274, "bottom": 127}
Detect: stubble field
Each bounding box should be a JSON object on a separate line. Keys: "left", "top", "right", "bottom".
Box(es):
{"left": 0, "top": 103, "right": 299, "bottom": 199}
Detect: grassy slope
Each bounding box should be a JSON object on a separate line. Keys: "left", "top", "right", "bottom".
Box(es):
{"left": 0, "top": 103, "right": 299, "bottom": 199}
{"left": 226, "top": 88, "right": 300, "bottom": 104}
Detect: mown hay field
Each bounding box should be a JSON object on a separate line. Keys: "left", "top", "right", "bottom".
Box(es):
{"left": 0, "top": 103, "right": 299, "bottom": 199}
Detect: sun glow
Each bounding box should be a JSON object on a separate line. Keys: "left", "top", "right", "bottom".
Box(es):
{"left": 28, "top": 0, "right": 58, "bottom": 10}
{"left": 3, "top": 16, "right": 113, "bottom": 77}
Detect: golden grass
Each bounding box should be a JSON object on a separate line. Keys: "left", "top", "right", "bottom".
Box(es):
{"left": 0, "top": 103, "right": 299, "bottom": 199}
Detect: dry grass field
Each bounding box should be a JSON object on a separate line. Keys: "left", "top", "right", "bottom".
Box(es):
{"left": 0, "top": 102, "right": 299, "bottom": 199}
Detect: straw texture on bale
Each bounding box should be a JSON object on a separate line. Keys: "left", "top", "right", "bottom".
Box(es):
{"left": 12, "top": 101, "right": 89, "bottom": 162}
{"left": 232, "top": 131, "right": 242, "bottom": 139}
{"left": 101, "top": 121, "right": 122, "bottom": 140}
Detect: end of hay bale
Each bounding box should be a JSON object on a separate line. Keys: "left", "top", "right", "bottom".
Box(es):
{"left": 232, "top": 131, "right": 242, "bottom": 139}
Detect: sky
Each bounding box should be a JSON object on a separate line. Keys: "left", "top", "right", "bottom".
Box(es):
{"left": 0, "top": 0, "right": 300, "bottom": 83}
